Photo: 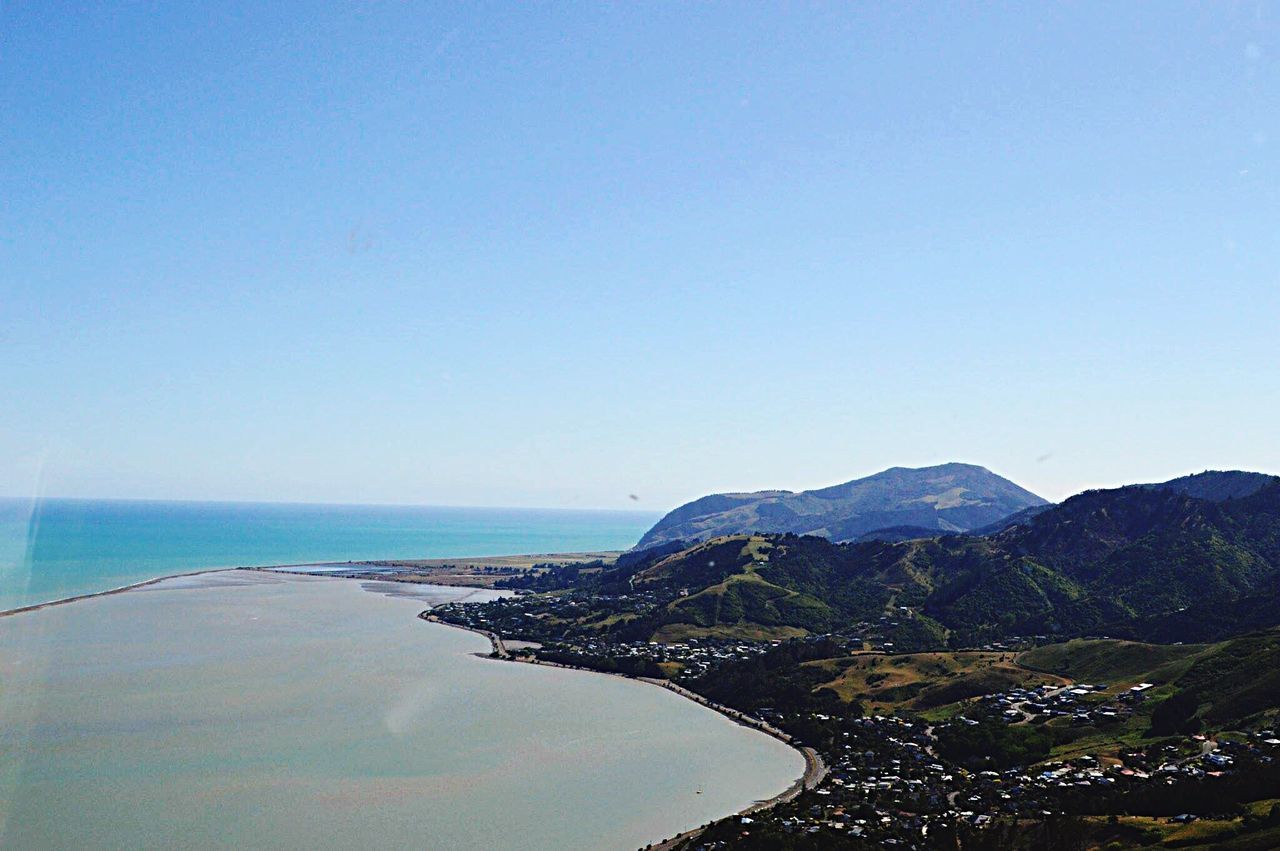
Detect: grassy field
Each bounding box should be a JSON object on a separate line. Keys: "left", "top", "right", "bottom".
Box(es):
{"left": 586, "top": 611, "right": 639, "bottom": 629}
{"left": 651, "top": 621, "right": 808, "bottom": 643}
{"left": 656, "top": 660, "right": 685, "bottom": 678}
{"left": 1090, "top": 812, "right": 1280, "bottom": 849}
{"left": 1018, "top": 638, "right": 1209, "bottom": 684}
{"left": 764, "top": 633, "right": 1280, "bottom": 757}
{"left": 803, "top": 650, "right": 1067, "bottom": 713}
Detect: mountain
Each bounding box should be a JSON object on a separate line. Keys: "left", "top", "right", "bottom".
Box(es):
{"left": 963, "top": 471, "right": 1274, "bottom": 538}
{"left": 850, "top": 525, "right": 944, "bottom": 543}
{"left": 635, "top": 463, "right": 1048, "bottom": 550}
{"left": 592, "top": 472, "right": 1280, "bottom": 647}
{"left": 1146, "top": 469, "right": 1276, "bottom": 502}
{"left": 969, "top": 503, "right": 1055, "bottom": 536}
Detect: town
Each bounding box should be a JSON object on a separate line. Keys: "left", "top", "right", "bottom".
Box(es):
{"left": 430, "top": 588, "right": 1280, "bottom": 849}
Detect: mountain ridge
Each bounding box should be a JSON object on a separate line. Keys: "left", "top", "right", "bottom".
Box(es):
{"left": 635, "top": 462, "right": 1048, "bottom": 550}
{"left": 1145, "top": 469, "right": 1276, "bottom": 502}
{"left": 592, "top": 471, "right": 1280, "bottom": 648}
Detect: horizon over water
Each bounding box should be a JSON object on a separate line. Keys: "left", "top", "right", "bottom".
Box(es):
{"left": 0, "top": 497, "right": 659, "bottom": 612}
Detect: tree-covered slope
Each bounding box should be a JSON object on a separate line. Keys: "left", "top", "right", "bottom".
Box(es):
{"left": 610, "top": 475, "right": 1280, "bottom": 645}
{"left": 1146, "top": 470, "right": 1277, "bottom": 502}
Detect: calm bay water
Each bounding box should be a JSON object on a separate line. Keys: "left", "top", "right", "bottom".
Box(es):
{"left": 0, "top": 573, "right": 803, "bottom": 849}
{"left": 0, "top": 498, "right": 658, "bottom": 611}
{"left": 0, "top": 500, "right": 804, "bottom": 848}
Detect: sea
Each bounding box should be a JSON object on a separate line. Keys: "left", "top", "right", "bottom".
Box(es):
{"left": 0, "top": 497, "right": 659, "bottom": 612}
{"left": 0, "top": 573, "right": 803, "bottom": 849}
{"left": 0, "top": 499, "right": 806, "bottom": 849}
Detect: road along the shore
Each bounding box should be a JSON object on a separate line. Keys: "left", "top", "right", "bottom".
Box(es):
{"left": 420, "top": 611, "right": 827, "bottom": 849}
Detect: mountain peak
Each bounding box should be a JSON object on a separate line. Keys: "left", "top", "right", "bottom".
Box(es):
{"left": 635, "top": 463, "right": 1046, "bottom": 550}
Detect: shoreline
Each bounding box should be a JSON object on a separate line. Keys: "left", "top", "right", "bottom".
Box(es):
{"left": 4, "top": 565, "right": 817, "bottom": 848}
{"left": 0, "top": 558, "right": 383, "bottom": 618}
{"left": 296, "top": 550, "right": 623, "bottom": 588}
{"left": 0, "top": 567, "right": 235, "bottom": 619}
{"left": 0, "top": 547, "right": 611, "bottom": 617}
{"left": 420, "top": 611, "right": 826, "bottom": 848}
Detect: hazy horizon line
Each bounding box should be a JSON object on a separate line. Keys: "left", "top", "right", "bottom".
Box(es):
{"left": 6, "top": 462, "right": 1277, "bottom": 516}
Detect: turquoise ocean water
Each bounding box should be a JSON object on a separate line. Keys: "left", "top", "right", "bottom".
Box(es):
{"left": 0, "top": 498, "right": 658, "bottom": 612}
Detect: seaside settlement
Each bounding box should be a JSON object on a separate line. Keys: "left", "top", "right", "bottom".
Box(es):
{"left": 416, "top": 581, "right": 1280, "bottom": 850}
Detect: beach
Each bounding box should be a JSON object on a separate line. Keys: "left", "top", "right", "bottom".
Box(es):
{"left": 262, "top": 549, "right": 624, "bottom": 588}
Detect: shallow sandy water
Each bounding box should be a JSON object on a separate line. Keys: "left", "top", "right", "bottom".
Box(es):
{"left": 0, "top": 572, "right": 801, "bottom": 850}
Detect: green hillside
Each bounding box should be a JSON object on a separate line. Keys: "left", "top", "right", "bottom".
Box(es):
{"left": 609, "top": 477, "right": 1280, "bottom": 646}
{"left": 1015, "top": 631, "right": 1280, "bottom": 749}
{"left": 1018, "top": 638, "right": 1208, "bottom": 684}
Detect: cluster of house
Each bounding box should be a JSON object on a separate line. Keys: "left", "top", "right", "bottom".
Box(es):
{"left": 431, "top": 588, "right": 663, "bottom": 641}
{"left": 435, "top": 584, "right": 994, "bottom": 662}
{"left": 1113, "top": 732, "right": 1280, "bottom": 779}
{"left": 552, "top": 635, "right": 779, "bottom": 676}
{"left": 433, "top": 590, "right": 1279, "bottom": 847}
{"left": 698, "top": 714, "right": 976, "bottom": 848}
{"left": 432, "top": 591, "right": 796, "bottom": 677}
{"left": 982, "top": 681, "right": 1136, "bottom": 726}
{"left": 681, "top": 674, "right": 1280, "bottom": 849}
{"left": 637, "top": 639, "right": 777, "bottom": 676}
{"left": 955, "top": 731, "right": 1280, "bottom": 819}
{"left": 697, "top": 722, "right": 1280, "bottom": 849}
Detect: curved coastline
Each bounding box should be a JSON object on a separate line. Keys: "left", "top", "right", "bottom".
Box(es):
{"left": 0, "top": 557, "right": 373, "bottom": 616}
{"left": 3, "top": 566, "right": 817, "bottom": 848}
{"left": 0, "top": 567, "right": 236, "bottom": 618}
{"left": 420, "top": 611, "right": 827, "bottom": 849}
{"left": 0, "top": 558, "right": 489, "bottom": 618}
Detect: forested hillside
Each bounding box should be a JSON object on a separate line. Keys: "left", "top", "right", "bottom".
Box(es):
{"left": 581, "top": 474, "right": 1280, "bottom": 646}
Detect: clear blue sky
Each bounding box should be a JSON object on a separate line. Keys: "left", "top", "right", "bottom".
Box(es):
{"left": 3, "top": 2, "right": 1277, "bottom": 510}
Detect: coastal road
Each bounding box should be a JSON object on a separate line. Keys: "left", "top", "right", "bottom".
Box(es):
{"left": 423, "top": 619, "right": 829, "bottom": 847}
{"left": 639, "top": 677, "right": 830, "bottom": 789}
{"left": 646, "top": 747, "right": 826, "bottom": 851}
{"left": 420, "top": 612, "right": 509, "bottom": 658}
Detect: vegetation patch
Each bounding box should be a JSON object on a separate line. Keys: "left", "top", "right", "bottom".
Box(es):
{"left": 811, "top": 650, "right": 1063, "bottom": 712}
{"left": 649, "top": 621, "right": 806, "bottom": 644}
{"left": 1018, "top": 638, "right": 1207, "bottom": 684}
